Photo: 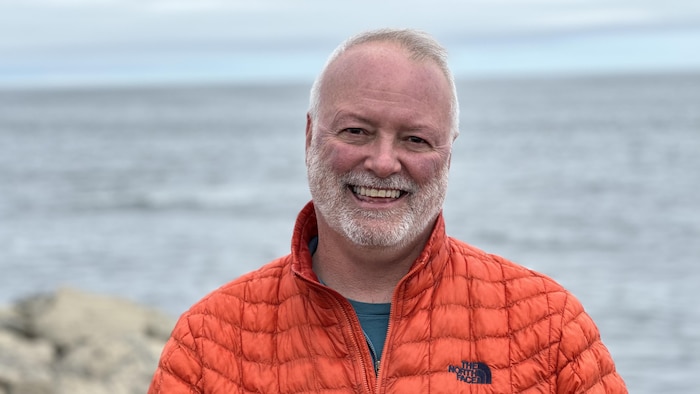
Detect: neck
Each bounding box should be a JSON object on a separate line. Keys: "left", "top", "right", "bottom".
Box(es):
{"left": 312, "top": 221, "right": 432, "bottom": 303}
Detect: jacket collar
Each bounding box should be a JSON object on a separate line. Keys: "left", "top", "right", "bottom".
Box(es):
{"left": 290, "top": 201, "right": 449, "bottom": 294}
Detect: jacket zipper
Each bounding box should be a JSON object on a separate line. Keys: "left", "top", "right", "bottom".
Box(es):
{"left": 295, "top": 259, "right": 430, "bottom": 393}
{"left": 362, "top": 330, "right": 380, "bottom": 376}
{"left": 374, "top": 287, "right": 398, "bottom": 394}
{"left": 296, "top": 273, "right": 376, "bottom": 393}
{"left": 335, "top": 296, "right": 376, "bottom": 393}
{"left": 375, "top": 258, "right": 429, "bottom": 393}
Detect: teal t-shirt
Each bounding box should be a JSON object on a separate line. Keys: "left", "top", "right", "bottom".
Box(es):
{"left": 348, "top": 298, "right": 391, "bottom": 362}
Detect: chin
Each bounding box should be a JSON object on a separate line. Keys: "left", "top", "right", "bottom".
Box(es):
{"left": 337, "top": 210, "right": 428, "bottom": 248}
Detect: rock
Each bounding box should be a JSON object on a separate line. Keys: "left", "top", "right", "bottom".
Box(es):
{"left": 56, "top": 334, "right": 163, "bottom": 380}
{"left": 0, "top": 330, "right": 53, "bottom": 394}
{"left": 17, "top": 287, "right": 174, "bottom": 349}
{"left": 0, "top": 288, "right": 176, "bottom": 394}
{"left": 0, "top": 306, "right": 23, "bottom": 333}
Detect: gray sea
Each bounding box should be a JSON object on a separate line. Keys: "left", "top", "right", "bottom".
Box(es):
{"left": 1, "top": 73, "right": 699, "bottom": 393}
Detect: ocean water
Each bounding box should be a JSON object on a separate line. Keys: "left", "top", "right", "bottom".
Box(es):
{"left": 1, "top": 73, "right": 699, "bottom": 392}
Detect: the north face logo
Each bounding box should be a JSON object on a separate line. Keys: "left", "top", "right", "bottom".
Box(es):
{"left": 448, "top": 361, "right": 492, "bottom": 384}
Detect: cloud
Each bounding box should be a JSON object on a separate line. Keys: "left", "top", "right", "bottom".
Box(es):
{"left": 0, "top": 0, "right": 699, "bottom": 86}
{"left": 1, "top": 1, "right": 698, "bottom": 51}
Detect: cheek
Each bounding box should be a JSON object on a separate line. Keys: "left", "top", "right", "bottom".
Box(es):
{"left": 406, "top": 155, "right": 449, "bottom": 184}
{"left": 323, "top": 143, "right": 364, "bottom": 173}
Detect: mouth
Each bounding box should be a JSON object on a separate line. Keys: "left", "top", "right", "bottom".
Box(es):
{"left": 350, "top": 185, "right": 407, "bottom": 200}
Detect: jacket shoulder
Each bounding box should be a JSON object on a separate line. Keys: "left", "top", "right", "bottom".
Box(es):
{"left": 446, "top": 236, "right": 568, "bottom": 296}
{"left": 186, "top": 254, "right": 293, "bottom": 321}
{"left": 149, "top": 255, "right": 296, "bottom": 393}
{"left": 164, "top": 254, "right": 295, "bottom": 361}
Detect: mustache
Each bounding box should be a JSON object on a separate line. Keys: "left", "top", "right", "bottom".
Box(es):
{"left": 341, "top": 171, "right": 417, "bottom": 193}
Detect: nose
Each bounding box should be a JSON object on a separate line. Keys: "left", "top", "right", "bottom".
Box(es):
{"left": 364, "top": 136, "right": 401, "bottom": 178}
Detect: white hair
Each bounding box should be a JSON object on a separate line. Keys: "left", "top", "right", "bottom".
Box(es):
{"left": 308, "top": 28, "right": 460, "bottom": 140}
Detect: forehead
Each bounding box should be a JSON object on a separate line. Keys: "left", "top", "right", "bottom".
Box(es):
{"left": 326, "top": 42, "right": 447, "bottom": 90}
{"left": 319, "top": 42, "right": 452, "bottom": 120}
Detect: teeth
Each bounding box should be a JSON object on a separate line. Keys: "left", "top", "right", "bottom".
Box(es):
{"left": 352, "top": 186, "right": 401, "bottom": 198}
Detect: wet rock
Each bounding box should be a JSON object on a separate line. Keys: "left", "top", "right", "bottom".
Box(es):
{"left": 0, "top": 288, "right": 175, "bottom": 394}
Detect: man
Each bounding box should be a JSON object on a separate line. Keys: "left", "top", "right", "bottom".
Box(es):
{"left": 149, "top": 28, "right": 627, "bottom": 393}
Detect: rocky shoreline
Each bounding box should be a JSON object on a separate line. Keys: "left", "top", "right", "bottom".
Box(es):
{"left": 0, "top": 288, "right": 175, "bottom": 394}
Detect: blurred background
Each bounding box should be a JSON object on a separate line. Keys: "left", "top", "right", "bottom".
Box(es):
{"left": 1, "top": 1, "right": 699, "bottom": 392}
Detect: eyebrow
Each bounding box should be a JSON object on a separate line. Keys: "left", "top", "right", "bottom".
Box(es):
{"left": 329, "top": 109, "right": 442, "bottom": 134}
{"left": 330, "top": 111, "right": 376, "bottom": 127}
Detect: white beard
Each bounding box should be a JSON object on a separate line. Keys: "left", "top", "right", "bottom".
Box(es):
{"left": 306, "top": 139, "right": 449, "bottom": 248}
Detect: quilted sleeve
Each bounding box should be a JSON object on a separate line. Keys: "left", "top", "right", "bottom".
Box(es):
{"left": 148, "top": 314, "right": 203, "bottom": 394}
{"left": 556, "top": 293, "right": 627, "bottom": 393}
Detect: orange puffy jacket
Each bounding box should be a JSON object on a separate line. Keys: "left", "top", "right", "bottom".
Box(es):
{"left": 149, "top": 202, "right": 627, "bottom": 393}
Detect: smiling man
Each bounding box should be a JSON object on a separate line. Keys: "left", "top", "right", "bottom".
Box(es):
{"left": 305, "top": 36, "right": 455, "bottom": 304}
{"left": 149, "top": 28, "right": 627, "bottom": 393}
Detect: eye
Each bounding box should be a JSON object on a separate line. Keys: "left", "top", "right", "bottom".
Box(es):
{"left": 404, "top": 134, "right": 435, "bottom": 152}
{"left": 337, "top": 127, "right": 371, "bottom": 144}
{"left": 407, "top": 136, "right": 427, "bottom": 144}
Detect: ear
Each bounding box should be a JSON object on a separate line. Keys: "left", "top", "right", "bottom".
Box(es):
{"left": 305, "top": 113, "right": 313, "bottom": 152}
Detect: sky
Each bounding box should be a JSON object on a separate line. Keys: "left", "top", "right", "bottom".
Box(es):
{"left": 1, "top": 0, "right": 699, "bottom": 88}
